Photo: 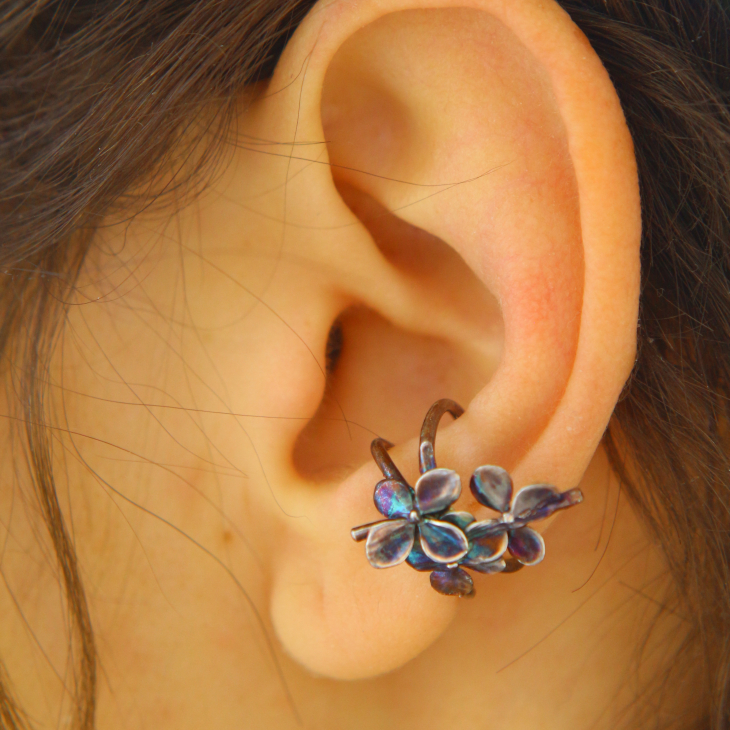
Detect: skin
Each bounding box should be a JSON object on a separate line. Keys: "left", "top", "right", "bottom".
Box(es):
{"left": 0, "top": 0, "right": 695, "bottom": 728}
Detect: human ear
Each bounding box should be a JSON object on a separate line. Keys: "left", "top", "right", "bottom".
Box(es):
{"left": 237, "top": 0, "right": 640, "bottom": 680}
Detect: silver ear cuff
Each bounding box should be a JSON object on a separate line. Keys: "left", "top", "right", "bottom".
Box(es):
{"left": 350, "top": 399, "right": 583, "bottom": 597}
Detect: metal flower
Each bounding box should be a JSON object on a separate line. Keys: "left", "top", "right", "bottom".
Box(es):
{"left": 354, "top": 468, "right": 470, "bottom": 570}
{"left": 405, "top": 510, "right": 508, "bottom": 597}
{"left": 350, "top": 399, "right": 584, "bottom": 599}
{"left": 467, "top": 465, "right": 583, "bottom": 568}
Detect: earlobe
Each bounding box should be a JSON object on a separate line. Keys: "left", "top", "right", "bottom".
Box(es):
{"left": 250, "top": 0, "right": 641, "bottom": 680}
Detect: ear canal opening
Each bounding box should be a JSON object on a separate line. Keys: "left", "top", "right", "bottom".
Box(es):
{"left": 324, "top": 317, "right": 344, "bottom": 375}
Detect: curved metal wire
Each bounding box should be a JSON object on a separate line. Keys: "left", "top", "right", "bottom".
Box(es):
{"left": 351, "top": 439, "right": 407, "bottom": 543}
{"left": 353, "top": 401, "right": 465, "bottom": 542}
{"left": 370, "top": 437, "right": 406, "bottom": 482}
{"left": 418, "top": 398, "right": 464, "bottom": 474}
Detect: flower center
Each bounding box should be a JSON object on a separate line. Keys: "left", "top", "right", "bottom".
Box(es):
{"left": 407, "top": 509, "right": 419, "bottom": 523}
{"left": 501, "top": 512, "right": 514, "bottom": 524}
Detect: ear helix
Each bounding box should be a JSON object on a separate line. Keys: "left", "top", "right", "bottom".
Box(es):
{"left": 351, "top": 399, "right": 583, "bottom": 597}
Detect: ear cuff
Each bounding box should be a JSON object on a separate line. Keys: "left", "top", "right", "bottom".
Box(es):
{"left": 350, "top": 399, "right": 583, "bottom": 598}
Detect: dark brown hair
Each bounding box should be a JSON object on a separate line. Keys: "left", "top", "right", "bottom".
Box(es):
{"left": 1, "top": 0, "right": 730, "bottom": 728}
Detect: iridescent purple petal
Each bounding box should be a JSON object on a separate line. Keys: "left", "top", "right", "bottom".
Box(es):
{"left": 406, "top": 537, "right": 441, "bottom": 572}
{"left": 466, "top": 519, "right": 509, "bottom": 541}
{"left": 511, "top": 484, "right": 559, "bottom": 519}
{"left": 470, "top": 465, "right": 513, "bottom": 512}
{"left": 373, "top": 479, "right": 414, "bottom": 519}
{"left": 468, "top": 557, "right": 507, "bottom": 574}
{"left": 508, "top": 526, "right": 545, "bottom": 566}
{"left": 414, "top": 468, "right": 461, "bottom": 515}
{"left": 464, "top": 521, "right": 508, "bottom": 565}
{"left": 365, "top": 520, "right": 415, "bottom": 568}
{"left": 440, "top": 511, "right": 475, "bottom": 531}
{"left": 430, "top": 567, "right": 474, "bottom": 597}
{"left": 419, "top": 519, "right": 469, "bottom": 563}
{"left": 520, "top": 488, "right": 583, "bottom": 522}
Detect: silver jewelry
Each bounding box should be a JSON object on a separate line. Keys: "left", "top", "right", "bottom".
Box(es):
{"left": 350, "top": 399, "right": 583, "bottom": 597}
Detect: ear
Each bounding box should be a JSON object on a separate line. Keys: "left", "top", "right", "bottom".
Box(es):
{"left": 238, "top": 0, "right": 640, "bottom": 679}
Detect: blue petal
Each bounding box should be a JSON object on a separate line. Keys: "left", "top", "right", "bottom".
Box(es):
{"left": 508, "top": 526, "right": 545, "bottom": 566}
{"left": 430, "top": 567, "right": 474, "bottom": 597}
{"left": 464, "top": 520, "right": 508, "bottom": 565}
{"left": 440, "top": 511, "right": 475, "bottom": 531}
{"left": 511, "top": 484, "right": 559, "bottom": 519}
{"left": 373, "top": 479, "right": 414, "bottom": 518}
{"left": 406, "top": 537, "right": 441, "bottom": 572}
{"left": 469, "top": 558, "right": 506, "bottom": 574}
{"left": 414, "top": 468, "right": 461, "bottom": 515}
{"left": 365, "top": 520, "right": 415, "bottom": 568}
{"left": 470, "top": 465, "right": 513, "bottom": 512}
{"left": 419, "top": 519, "right": 469, "bottom": 563}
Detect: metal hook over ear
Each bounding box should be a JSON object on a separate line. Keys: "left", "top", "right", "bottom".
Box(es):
{"left": 370, "top": 438, "right": 406, "bottom": 482}
{"left": 351, "top": 398, "right": 584, "bottom": 597}
{"left": 418, "top": 398, "right": 464, "bottom": 474}
{"left": 370, "top": 398, "right": 464, "bottom": 480}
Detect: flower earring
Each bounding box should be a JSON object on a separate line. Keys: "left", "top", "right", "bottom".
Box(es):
{"left": 350, "top": 399, "right": 583, "bottom": 597}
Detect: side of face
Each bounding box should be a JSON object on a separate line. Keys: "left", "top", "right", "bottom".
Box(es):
{"left": 0, "top": 1, "right": 691, "bottom": 728}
